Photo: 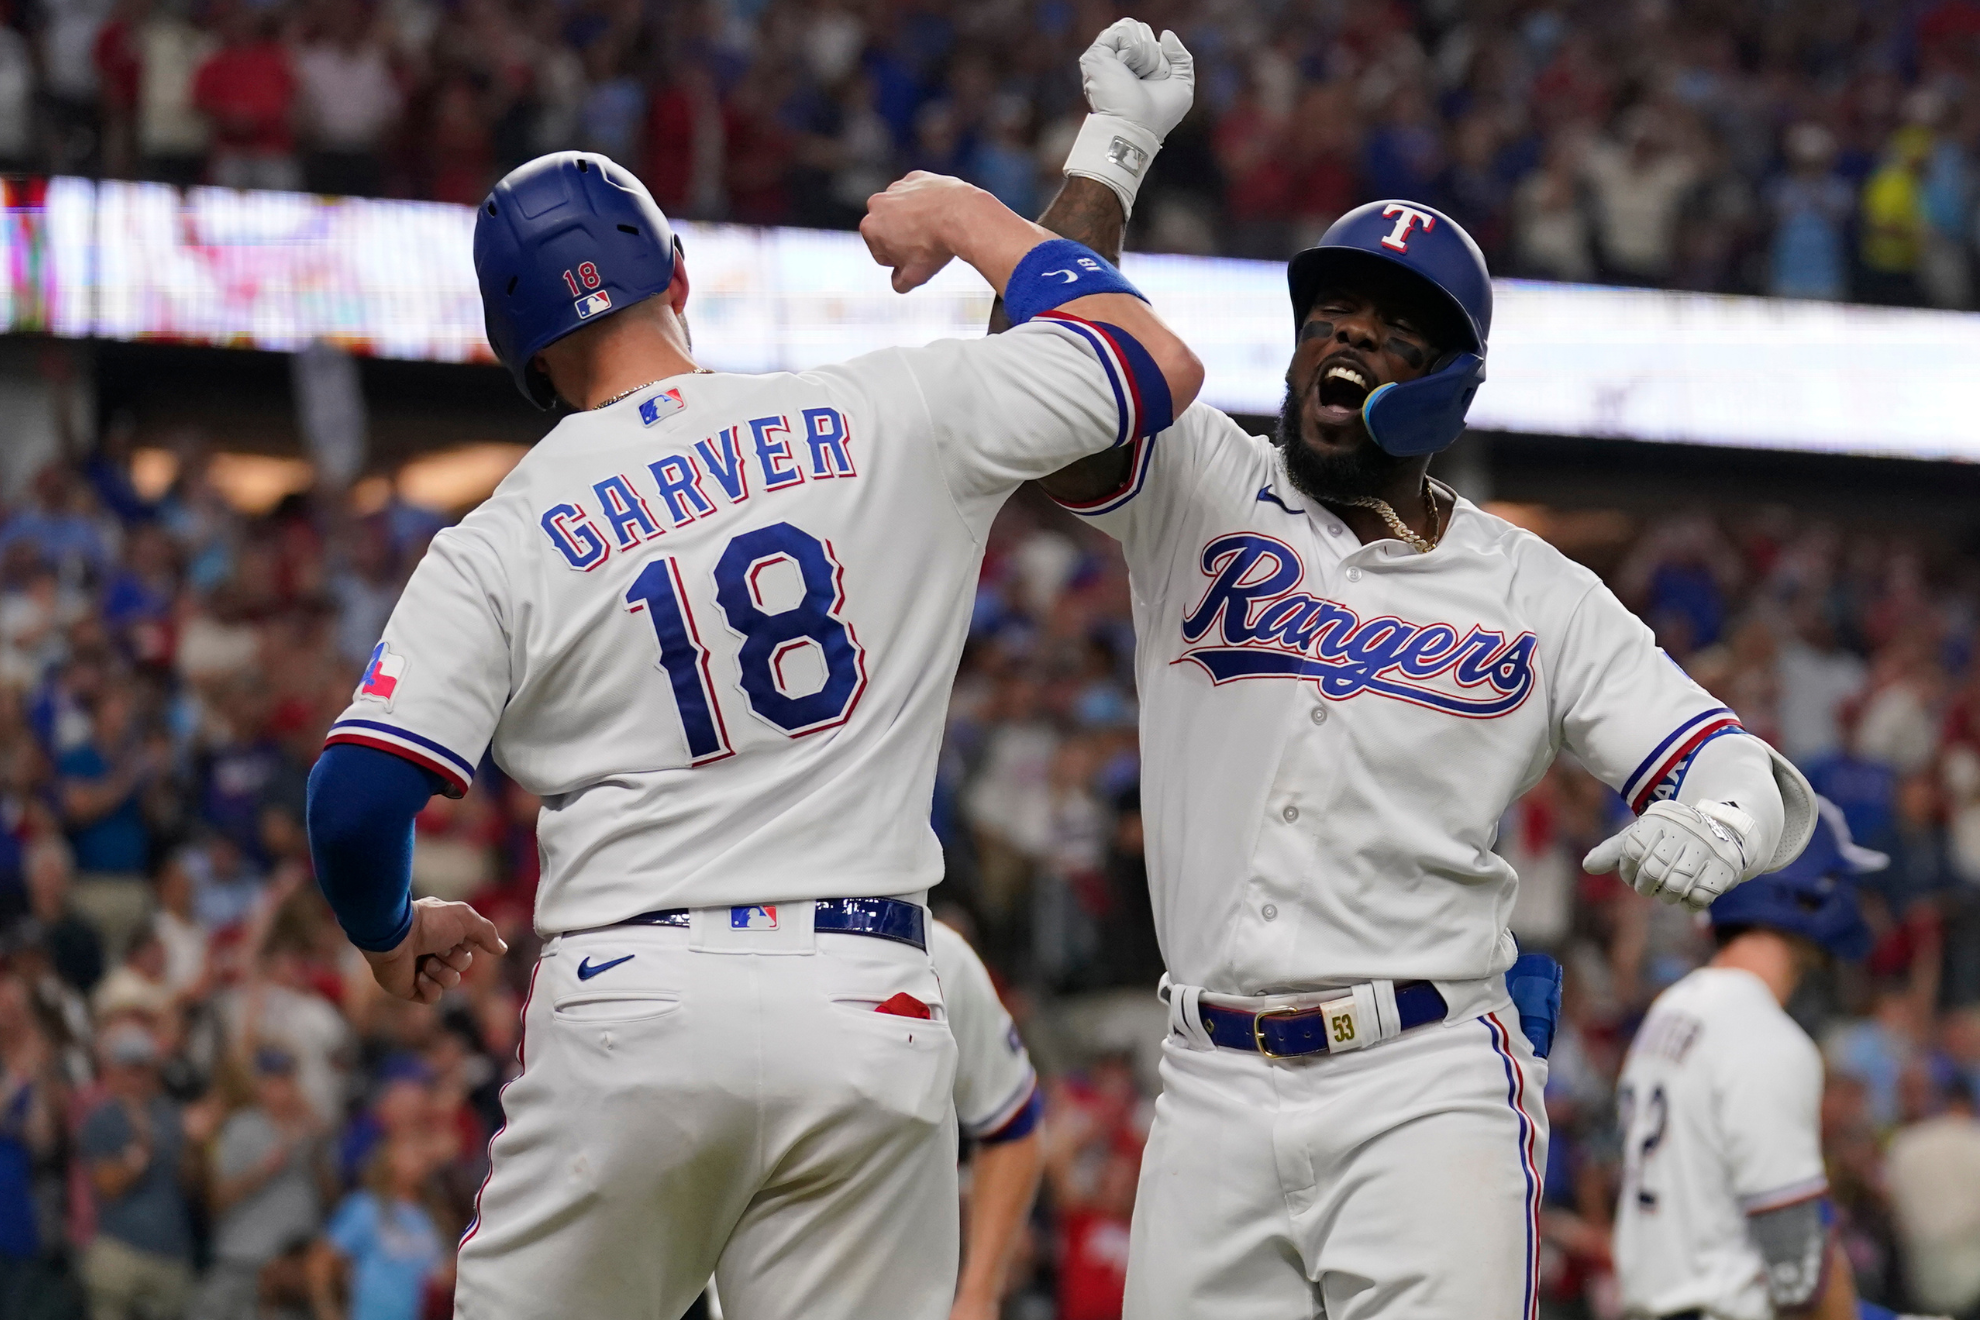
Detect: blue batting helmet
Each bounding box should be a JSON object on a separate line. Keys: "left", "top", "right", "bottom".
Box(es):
{"left": 474, "top": 152, "right": 679, "bottom": 409}
{"left": 1286, "top": 200, "right": 1491, "bottom": 457}
{"left": 1708, "top": 798, "right": 1884, "bottom": 960}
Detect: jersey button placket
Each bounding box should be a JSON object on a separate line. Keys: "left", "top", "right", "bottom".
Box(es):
{"left": 1310, "top": 706, "right": 1328, "bottom": 725}
{"left": 1345, "top": 567, "right": 1363, "bottom": 583}
{"left": 1281, "top": 805, "right": 1299, "bottom": 823}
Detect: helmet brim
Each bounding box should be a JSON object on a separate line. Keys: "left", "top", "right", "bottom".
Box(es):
{"left": 1288, "top": 245, "right": 1484, "bottom": 355}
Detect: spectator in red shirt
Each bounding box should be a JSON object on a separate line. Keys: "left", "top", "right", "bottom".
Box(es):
{"left": 92, "top": 0, "right": 147, "bottom": 178}
{"left": 1044, "top": 1055, "right": 1149, "bottom": 1320}
{"left": 192, "top": 4, "right": 300, "bottom": 191}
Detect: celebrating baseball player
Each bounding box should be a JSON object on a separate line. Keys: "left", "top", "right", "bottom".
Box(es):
{"left": 1612, "top": 802, "right": 1923, "bottom": 1320}
{"left": 998, "top": 21, "right": 1819, "bottom": 1320}
{"left": 304, "top": 151, "right": 1200, "bottom": 1319}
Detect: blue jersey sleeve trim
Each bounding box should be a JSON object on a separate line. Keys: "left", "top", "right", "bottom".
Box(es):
{"left": 1034, "top": 311, "right": 1173, "bottom": 445}
{"left": 1047, "top": 432, "right": 1158, "bottom": 518}
{"left": 975, "top": 1085, "right": 1041, "bottom": 1145}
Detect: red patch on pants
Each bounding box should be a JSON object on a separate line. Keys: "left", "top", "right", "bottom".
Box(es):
{"left": 874, "top": 992, "right": 932, "bottom": 1019}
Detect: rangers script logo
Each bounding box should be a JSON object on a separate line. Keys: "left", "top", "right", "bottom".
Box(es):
{"left": 1176, "top": 533, "right": 1536, "bottom": 718}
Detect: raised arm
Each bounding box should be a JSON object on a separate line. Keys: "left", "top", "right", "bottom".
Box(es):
{"left": 862, "top": 172, "right": 1201, "bottom": 416}
{"left": 983, "top": 19, "right": 1196, "bottom": 504}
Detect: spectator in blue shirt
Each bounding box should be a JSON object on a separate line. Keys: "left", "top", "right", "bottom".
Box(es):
{"left": 308, "top": 1138, "right": 446, "bottom": 1320}
{"left": 58, "top": 687, "right": 164, "bottom": 877}
{"left": 1767, "top": 123, "right": 1855, "bottom": 301}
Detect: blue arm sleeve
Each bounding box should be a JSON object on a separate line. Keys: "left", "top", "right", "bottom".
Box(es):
{"left": 305, "top": 744, "right": 444, "bottom": 953}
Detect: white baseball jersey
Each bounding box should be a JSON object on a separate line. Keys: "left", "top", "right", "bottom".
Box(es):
{"left": 929, "top": 919, "right": 1036, "bottom": 1140}
{"left": 1612, "top": 967, "right": 1828, "bottom": 1320}
{"left": 328, "top": 318, "right": 1153, "bottom": 935}
{"left": 1062, "top": 406, "right": 1746, "bottom": 992}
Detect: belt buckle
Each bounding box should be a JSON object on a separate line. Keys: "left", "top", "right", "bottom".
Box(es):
{"left": 1251, "top": 1006, "right": 1312, "bottom": 1059}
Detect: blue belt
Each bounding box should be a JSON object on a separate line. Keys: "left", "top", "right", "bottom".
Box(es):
{"left": 1198, "top": 981, "right": 1447, "bottom": 1058}
{"left": 615, "top": 897, "right": 927, "bottom": 952}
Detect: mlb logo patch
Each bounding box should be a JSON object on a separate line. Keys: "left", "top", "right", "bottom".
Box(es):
{"left": 574, "top": 289, "right": 613, "bottom": 319}
{"left": 356, "top": 642, "right": 406, "bottom": 710}
{"left": 731, "top": 905, "right": 778, "bottom": 930}
{"left": 639, "top": 388, "right": 685, "bottom": 426}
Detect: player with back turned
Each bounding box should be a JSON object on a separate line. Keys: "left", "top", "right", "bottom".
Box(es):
{"left": 1613, "top": 802, "right": 1939, "bottom": 1320}
{"left": 1004, "top": 21, "right": 1821, "bottom": 1320}
{"left": 302, "top": 154, "right": 1202, "bottom": 1320}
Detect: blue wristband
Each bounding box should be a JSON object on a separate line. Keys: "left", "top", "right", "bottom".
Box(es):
{"left": 1003, "top": 239, "right": 1146, "bottom": 325}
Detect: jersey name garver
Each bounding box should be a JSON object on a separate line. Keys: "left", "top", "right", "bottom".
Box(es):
{"left": 537, "top": 406, "right": 859, "bottom": 571}
{"left": 1177, "top": 532, "right": 1537, "bottom": 718}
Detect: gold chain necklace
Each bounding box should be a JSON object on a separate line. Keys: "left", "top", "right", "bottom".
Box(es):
{"left": 1326, "top": 478, "right": 1445, "bottom": 554}
{"left": 591, "top": 369, "right": 712, "bottom": 411}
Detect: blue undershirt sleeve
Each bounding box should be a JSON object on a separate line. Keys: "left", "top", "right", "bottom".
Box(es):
{"left": 305, "top": 744, "right": 446, "bottom": 953}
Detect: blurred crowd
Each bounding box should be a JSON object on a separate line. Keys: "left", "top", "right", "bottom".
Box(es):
{"left": 4, "top": 423, "right": 1980, "bottom": 1317}
{"left": 8, "top": 0, "right": 1980, "bottom": 306}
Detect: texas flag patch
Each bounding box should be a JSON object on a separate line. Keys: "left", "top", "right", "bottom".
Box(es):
{"left": 639, "top": 388, "right": 685, "bottom": 426}
{"left": 356, "top": 642, "right": 406, "bottom": 710}
{"left": 731, "top": 905, "right": 778, "bottom": 930}
{"left": 574, "top": 289, "right": 612, "bottom": 319}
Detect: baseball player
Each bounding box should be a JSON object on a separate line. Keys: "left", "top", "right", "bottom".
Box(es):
{"left": 303, "top": 152, "right": 1202, "bottom": 1320}
{"left": 698, "top": 916, "right": 1042, "bottom": 1320}
{"left": 934, "top": 915, "right": 1045, "bottom": 1320}
{"left": 1612, "top": 802, "right": 1920, "bottom": 1320}
{"left": 996, "top": 22, "right": 1820, "bottom": 1320}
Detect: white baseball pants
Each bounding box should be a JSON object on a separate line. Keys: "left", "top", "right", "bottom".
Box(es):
{"left": 454, "top": 907, "right": 959, "bottom": 1320}
{"left": 1125, "top": 1003, "right": 1549, "bottom": 1320}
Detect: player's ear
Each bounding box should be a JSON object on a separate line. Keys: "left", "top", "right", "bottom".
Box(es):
{"left": 669, "top": 238, "right": 691, "bottom": 314}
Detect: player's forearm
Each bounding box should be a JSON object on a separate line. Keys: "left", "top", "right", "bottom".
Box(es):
{"left": 956, "top": 1131, "right": 1044, "bottom": 1309}
{"left": 990, "top": 177, "right": 1127, "bottom": 334}
{"left": 1797, "top": 1237, "right": 1856, "bottom": 1320}
{"left": 1674, "top": 734, "right": 1785, "bottom": 878}
{"left": 305, "top": 744, "right": 439, "bottom": 952}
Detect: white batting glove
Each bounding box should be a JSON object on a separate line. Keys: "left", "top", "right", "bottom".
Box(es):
{"left": 1064, "top": 19, "right": 1195, "bottom": 220}
{"left": 1582, "top": 800, "right": 1757, "bottom": 911}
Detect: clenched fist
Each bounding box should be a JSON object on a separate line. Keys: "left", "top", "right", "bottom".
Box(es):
{"left": 860, "top": 171, "right": 983, "bottom": 294}
{"left": 362, "top": 896, "right": 508, "bottom": 1004}
{"left": 1079, "top": 18, "right": 1195, "bottom": 143}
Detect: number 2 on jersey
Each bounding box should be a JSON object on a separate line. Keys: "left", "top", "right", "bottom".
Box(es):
{"left": 1618, "top": 1082, "right": 1668, "bottom": 1210}
{"left": 625, "top": 521, "right": 865, "bottom": 764}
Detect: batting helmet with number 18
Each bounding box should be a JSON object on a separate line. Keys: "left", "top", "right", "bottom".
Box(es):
{"left": 473, "top": 152, "right": 679, "bottom": 410}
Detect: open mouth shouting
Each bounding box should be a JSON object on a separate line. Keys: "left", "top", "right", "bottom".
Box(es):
{"left": 1311, "top": 350, "right": 1378, "bottom": 427}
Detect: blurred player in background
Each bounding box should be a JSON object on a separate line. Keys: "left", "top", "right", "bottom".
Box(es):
{"left": 303, "top": 151, "right": 1201, "bottom": 1320}
{"left": 1612, "top": 802, "right": 1939, "bottom": 1320}
{"left": 1001, "top": 20, "right": 1818, "bottom": 1320}
{"left": 934, "top": 916, "right": 1045, "bottom": 1320}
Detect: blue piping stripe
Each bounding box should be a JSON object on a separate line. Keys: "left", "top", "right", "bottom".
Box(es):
{"left": 1040, "top": 313, "right": 1133, "bottom": 447}
{"left": 1623, "top": 707, "right": 1737, "bottom": 799}
{"left": 1485, "top": 1014, "right": 1540, "bottom": 1320}
{"left": 330, "top": 719, "right": 476, "bottom": 778}
{"left": 1054, "top": 432, "right": 1158, "bottom": 518}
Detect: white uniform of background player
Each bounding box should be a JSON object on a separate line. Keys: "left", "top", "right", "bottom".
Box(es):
{"left": 1025, "top": 23, "right": 1819, "bottom": 1320}
{"left": 1611, "top": 804, "right": 1927, "bottom": 1320}
{"left": 327, "top": 167, "right": 1194, "bottom": 1319}
{"left": 934, "top": 918, "right": 1040, "bottom": 1144}
{"left": 1614, "top": 968, "right": 1830, "bottom": 1319}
